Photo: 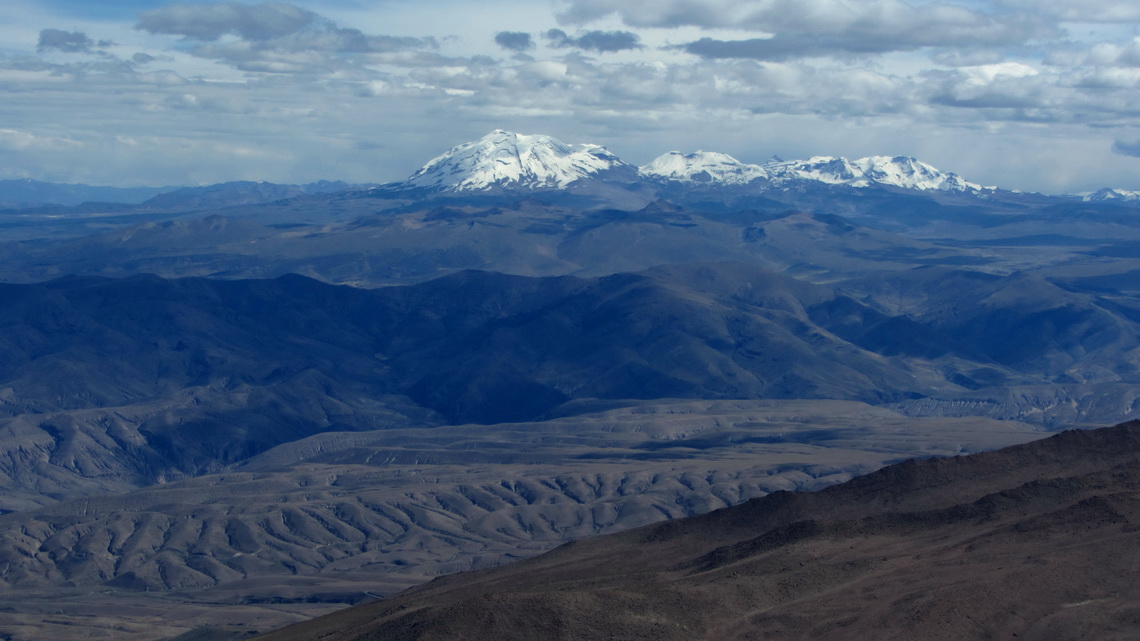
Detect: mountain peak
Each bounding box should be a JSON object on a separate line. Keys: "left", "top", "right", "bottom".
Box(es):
{"left": 1082, "top": 187, "right": 1140, "bottom": 202}
{"left": 639, "top": 148, "right": 983, "bottom": 193}
{"left": 404, "top": 130, "right": 635, "bottom": 192}
{"left": 765, "top": 154, "right": 983, "bottom": 192}
{"left": 398, "top": 131, "right": 986, "bottom": 195}
{"left": 640, "top": 151, "right": 769, "bottom": 185}
{"left": 851, "top": 155, "right": 982, "bottom": 192}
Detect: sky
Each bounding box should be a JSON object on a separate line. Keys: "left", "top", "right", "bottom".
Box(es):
{"left": 4, "top": 0, "right": 1140, "bottom": 193}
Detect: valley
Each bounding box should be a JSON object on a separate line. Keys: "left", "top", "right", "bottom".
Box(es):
{"left": 0, "top": 401, "right": 1042, "bottom": 640}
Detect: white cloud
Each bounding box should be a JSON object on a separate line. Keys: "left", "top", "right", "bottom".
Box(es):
{"left": 1085, "top": 38, "right": 1140, "bottom": 67}
{"left": 560, "top": 0, "right": 1054, "bottom": 48}
{"left": 136, "top": 2, "right": 438, "bottom": 74}
{"left": 0, "top": 128, "right": 83, "bottom": 150}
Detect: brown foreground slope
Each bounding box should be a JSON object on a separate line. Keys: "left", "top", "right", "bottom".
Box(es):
{"left": 257, "top": 421, "right": 1140, "bottom": 641}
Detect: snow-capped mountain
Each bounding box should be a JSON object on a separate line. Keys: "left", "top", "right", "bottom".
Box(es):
{"left": 400, "top": 130, "right": 986, "bottom": 195}
{"left": 404, "top": 130, "right": 636, "bottom": 192}
{"left": 639, "top": 151, "right": 983, "bottom": 193}
{"left": 766, "top": 155, "right": 983, "bottom": 192}
{"left": 1081, "top": 187, "right": 1140, "bottom": 202}
{"left": 639, "top": 151, "right": 769, "bottom": 185}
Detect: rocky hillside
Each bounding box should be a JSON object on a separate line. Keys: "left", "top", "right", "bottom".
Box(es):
{"left": 256, "top": 420, "right": 1140, "bottom": 641}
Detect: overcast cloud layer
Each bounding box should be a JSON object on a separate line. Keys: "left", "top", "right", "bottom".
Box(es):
{"left": 3, "top": 0, "right": 1140, "bottom": 193}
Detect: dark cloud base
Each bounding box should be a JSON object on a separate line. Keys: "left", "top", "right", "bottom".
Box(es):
{"left": 544, "top": 29, "right": 642, "bottom": 53}
{"left": 1113, "top": 139, "right": 1140, "bottom": 157}
{"left": 495, "top": 31, "right": 534, "bottom": 52}
{"left": 38, "top": 29, "right": 111, "bottom": 53}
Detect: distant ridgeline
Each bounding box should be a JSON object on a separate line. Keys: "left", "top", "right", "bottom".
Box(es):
{"left": 10, "top": 129, "right": 1140, "bottom": 208}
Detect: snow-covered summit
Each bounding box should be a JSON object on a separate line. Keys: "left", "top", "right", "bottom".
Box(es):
{"left": 404, "top": 130, "right": 635, "bottom": 192}
{"left": 639, "top": 150, "right": 983, "bottom": 193}
{"left": 1081, "top": 187, "right": 1140, "bottom": 202}
{"left": 398, "top": 130, "right": 986, "bottom": 195}
{"left": 640, "top": 151, "right": 769, "bottom": 185}
{"left": 766, "top": 155, "right": 983, "bottom": 192}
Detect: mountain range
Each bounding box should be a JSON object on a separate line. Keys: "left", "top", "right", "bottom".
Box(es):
{"left": 0, "top": 259, "right": 1136, "bottom": 639}
{"left": 5, "top": 261, "right": 1121, "bottom": 513}
{"left": 0, "top": 130, "right": 1139, "bottom": 640}
{"left": 4, "top": 129, "right": 1140, "bottom": 288}
{"left": 394, "top": 130, "right": 987, "bottom": 195}
{"left": 6, "top": 129, "right": 1136, "bottom": 210}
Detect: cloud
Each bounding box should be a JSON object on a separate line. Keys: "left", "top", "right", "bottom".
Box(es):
{"left": 544, "top": 29, "right": 642, "bottom": 52}
{"left": 0, "top": 128, "right": 83, "bottom": 151}
{"left": 557, "top": 0, "right": 744, "bottom": 28}
{"left": 681, "top": 36, "right": 879, "bottom": 61}
{"left": 1085, "top": 38, "right": 1140, "bottom": 68}
{"left": 561, "top": 0, "right": 1052, "bottom": 60}
{"left": 136, "top": 2, "right": 316, "bottom": 41}
{"left": 679, "top": 1, "right": 1050, "bottom": 60}
{"left": 137, "top": 2, "right": 437, "bottom": 73}
{"left": 1112, "top": 139, "right": 1140, "bottom": 157}
{"left": 930, "top": 48, "right": 1009, "bottom": 67}
{"left": 993, "top": 0, "right": 1140, "bottom": 22}
{"left": 923, "top": 63, "right": 1046, "bottom": 112}
{"left": 9, "top": 0, "right": 1140, "bottom": 194}
{"left": 37, "top": 29, "right": 111, "bottom": 54}
{"left": 495, "top": 31, "right": 534, "bottom": 52}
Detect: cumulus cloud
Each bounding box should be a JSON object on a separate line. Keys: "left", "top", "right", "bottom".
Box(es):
{"left": 495, "top": 31, "right": 534, "bottom": 52}
{"left": 1086, "top": 39, "right": 1140, "bottom": 67}
{"left": 136, "top": 1, "right": 436, "bottom": 73}
{"left": 37, "top": 29, "right": 111, "bottom": 53}
{"left": 561, "top": 0, "right": 1052, "bottom": 60}
{"left": 681, "top": 1, "right": 1050, "bottom": 60}
{"left": 544, "top": 29, "right": 642, "bottom": 52}
{"left": 924, "top": 63, "right": 1045, "bottom": 111}
{"left": 557, "top": 0, "right": 746, "bottom": 28}
{"left": 10, "top": 0, "right": 1140, "bottom": 192}
{"left": 136, "top": 2, "right": 315, "bottom": 41}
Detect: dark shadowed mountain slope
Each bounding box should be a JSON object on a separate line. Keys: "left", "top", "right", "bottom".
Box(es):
{"left": 0, "top": 265, "right": 929, "bottom": 507}
{"left": 841, "top": 266, "right": 1140, "bottom": 381}
{"left": 2, "top": 262, "right": 1139, "bottom": 512}
{"left": 256, "top": 420, "right": 1140, "bottom": 641}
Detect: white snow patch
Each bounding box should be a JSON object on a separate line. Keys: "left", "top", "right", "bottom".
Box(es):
{"left": 405, "top": 130, "right": 631, "bottom": 191}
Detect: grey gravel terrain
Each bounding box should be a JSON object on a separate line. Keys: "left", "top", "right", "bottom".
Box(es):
{"left": 256, "top": 421, "right": 1140, "bottom": 641}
